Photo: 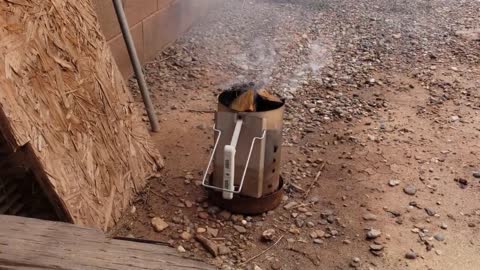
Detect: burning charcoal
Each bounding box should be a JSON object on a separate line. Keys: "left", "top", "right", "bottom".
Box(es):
{"left": 257, "top": 88, "right": 282, "bottom": 103}
{"left": 230, "top": 88, "right": 256, "bottom": 112}
{"left": 225, "top": 82, "right": 283, "bottom": 112}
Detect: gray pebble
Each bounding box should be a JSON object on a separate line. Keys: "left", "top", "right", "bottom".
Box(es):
{"left": 403, "top": 185, "right": 417, "bottom": 195}
{"left": 405, "top": 250, "right": 417, "bottom": 260}
{"left": 434, "top": 233, "right": 445, "bottom": 241}
{"left": 366, "top": 229, "right": 382, "bottom": 239}
{"left": 425, "top": 208, "right": 436, "bottom": 216}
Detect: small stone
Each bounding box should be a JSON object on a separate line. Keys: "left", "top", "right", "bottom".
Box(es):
{"left": 403, "top": 185, "right": 417, "bottom": 195}
{"left": 218, "top": 210, "right": 232, "bottom": 220}
{"left": 177, "top": 245, "right": 186, "bottom": 253}
{"left": 198, "top": 212, "right": 209, "bottom": 219}
{"left": 298, "top": 207, "right": 308, "bottom": 213}
{"left": 440, "top": 223, "right": 448, "bottom": 230}
{"left": 309, "top": 231, "right": 318, "bottom": 239}
{"left": 151, "top": 217, "right": 169, "bottom": 232}
{"left": 366, "top": 229, "right": 382, "bottom": 239}
{"left": 435, "top": 249, "right": 443, "bottom": 255}
{"left": 307, "top": 221, "right": 315, "bottom": 227}
{"left": 350, "top": 257, "right": 361, "bottom": 268}
{"left": 309, "top": 196, "right": 320, "bottom": 204}
{"left": 425, "top": 208, "right": 436, "bottom": 216}
{"left": 388, "top": 179, "right": 401, "bottom": 187}
{"left": 233, "top": 225, "right": 247, "bottom": 233}
{"left": 207, "top": 227, "right": 219, "bottom": 237}
{"left": 313, "top": 239, "right": 323, "bottom": 244}
{"left": 197, "top": 227, "right": 207, "bottom": 233}
{"left": 262, "top": 229, "right": 276, "bottom": 241}
{"left": 370, "top": 244, "right": 384, "bottom": 251}
{"left": 218, "top": 245, "right": 231, "bottom": 255}
{"left": 320, "top": 209, "right": 334, "bottom": 218}
{"left": 405, "top": 250, "right": 417, "bottom": 260}
{"left": 457, "top": 178, "right": 468, "bottom": 187}
{"left": 289, "top": 226, "right": 300, "bottom": 234}
{"left": 184, "top": 200, "right": 193, "bottom": 208}
{"left": 343, "top": 239, "right": 352, "bottom": 245}
{"left": 363, "top": 213, "right": 378, "bottom": 221}
{"left": 271, "top": 262, "right": 282, "bottom": 270}
{"left": 180, "top": 231, "right": 192, "bottom": 240}
{"left": 473, "top": 172, "right": 480, "bottom": 178}
{"left": 319, "top": 219, "right": 328, "bottom": 225}
{"left": 327, "top": 215, "right": 335, "bottom": 224}
{"left": 434, "top": 233, "right": 445, "bottom": 241}
{"left": 295, "top": 219, "right": 305, "bottom": 228}
{"left": 468, "top": 222, "right": 476, "bottom": 228}
{"left": 284, "top": 201, "right": 298, "bottom": 210}
{"left": 253, "top": 265, "right": 263, "bottom": 270}
{"left": 315, "top": 230, "right": 326, "bottom": 238}
{"left": 196, "top": 123, "right": 207, "bottom": 130}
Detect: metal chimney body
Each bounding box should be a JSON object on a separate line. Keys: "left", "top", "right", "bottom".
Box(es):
{"left": 202, "top": 90, "right": 285, "bottom": 214}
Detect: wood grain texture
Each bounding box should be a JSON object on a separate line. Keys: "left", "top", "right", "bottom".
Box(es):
{"left": 0, "top": 215, "right": 213, "bottom": 270}
{"left": 0, "top": 0, "right": 163, "bottom": 230}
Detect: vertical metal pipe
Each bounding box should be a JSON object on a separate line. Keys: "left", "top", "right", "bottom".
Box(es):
{"left": 112, "top": 0, "right": 160, "bottom": 132}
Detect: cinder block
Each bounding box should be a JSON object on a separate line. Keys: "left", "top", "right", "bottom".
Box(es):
{"left": 142, "top": 5, "right": 181, "bottom": 61}
{"left": 124, "top": 0, "right": 157, "bottom": 26}
{"left": 157, "top": 0, "right": 175, "bottom": 11}
{"left": 93, "top": 0, "right": 122, "bottom": 40}
{"left": 108, "top": 22, "right": 144, "bottom": 78}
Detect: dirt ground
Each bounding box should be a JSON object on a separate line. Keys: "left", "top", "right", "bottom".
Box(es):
{"left": 111, "top": 0, "right": 480, "bottom": 269}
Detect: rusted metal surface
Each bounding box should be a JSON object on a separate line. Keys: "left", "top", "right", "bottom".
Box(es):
{"left": 208, "top": 175, "right": 284, "bottom": 215}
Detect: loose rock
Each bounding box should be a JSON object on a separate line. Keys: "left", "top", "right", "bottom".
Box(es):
{"left": 366, "top": 229, "right": 382, "bottom": 239}
{"left": 405, "top": 250, "right": 417, "bottom": 260}
{"left": 284, "top": 201, "right": 298, "bottom": 210}
{"left": 233, "top": 225, "right": 247, "bottom": 233}
{"left": 151, "top": 217, "right": 169, "bottom": 232}
{"left": 403, "top": 185, "right": 417, "bottom": 195}
{"left": 434, "top": 233, "right": 445, "bottom": 241}
{"left": 363, "top": 213, "right": 378, "bottom": 221}
{"left": 262, "top": 229, "right": 276, "bottom": 241}
{"left": 388, "top": 179, "right": 401, "bottom": 187}
{"left": 180, "top": 231, "right": 192, "bottom": 240}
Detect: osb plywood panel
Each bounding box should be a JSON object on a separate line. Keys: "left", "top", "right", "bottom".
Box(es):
{"left": 0, "top": 0, "right": 162, "bottom": 230}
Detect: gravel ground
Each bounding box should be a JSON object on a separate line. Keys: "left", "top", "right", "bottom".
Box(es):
{"left": 113, "top": 0, "right": 480, "bottom": 269}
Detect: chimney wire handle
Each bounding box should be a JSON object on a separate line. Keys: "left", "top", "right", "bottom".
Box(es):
{"left": 201, "top": 126, "right": 266, "bottom": 195}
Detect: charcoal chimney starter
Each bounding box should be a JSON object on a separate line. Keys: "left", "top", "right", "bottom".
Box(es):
{"left": 202, "top": 87, "right": 285, "bottom": 214}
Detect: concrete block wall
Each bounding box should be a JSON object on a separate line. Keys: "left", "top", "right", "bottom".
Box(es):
{"left": 94, "top": 0, "right": 215, "bottom": 78}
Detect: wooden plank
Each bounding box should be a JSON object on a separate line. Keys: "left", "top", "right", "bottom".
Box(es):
{"left": 0, "top": 215, "right": 214, "bottom": 270}
{"left": 0, "top": 0, "right": 163, "bottom": 229}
